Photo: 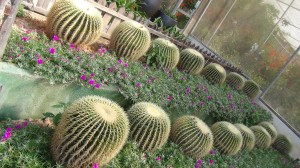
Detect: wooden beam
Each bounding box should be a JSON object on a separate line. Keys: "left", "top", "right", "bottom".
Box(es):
{"left": 0, "top": 0, "right": 21, "bottom": 59}
{"left": 0, "top": 0, "right": 8, "bottom": 25}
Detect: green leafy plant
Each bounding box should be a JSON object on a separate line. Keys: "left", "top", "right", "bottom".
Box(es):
{"left": 127, "top": 102, "right": 171, "bottom": 151}
{"left": 170, "top": 115, "right": 213, "bottom": 159}
{"left": 225, "top": 72, "right": 245, "bottom": 90}
{"left": 178, "top": 48, "right": 205, "bottom": 74}
{"left": 272, "top": 134, "right": 292, "bottom": 155}
{"left": 17, "top": 4, "right": 25, "bottom": 18}
{"left": 259, "top": 121, "right": 278, "bottom": 143}
{"left": 110, "top": 20, "right": 151, "bottom": 61}
{"left": 46, "top": 0, "right": 103, "bottom": 45}
{"left": 234, "top": 123, "right": 255, "bottom": 151}
{"left": 200, "top": 63, "right": 227, "bottom": 85}
{"left": 250, "top": 125, "right": 272, "bottom": 149}
{"left": 211, "top": 121, "right": 243, "bottom": 155}
{"left": 51, "top": 96, "right": 130, "bottom": 167}
{"left": 42, "top": 102, "right": 69, "bottom": 126}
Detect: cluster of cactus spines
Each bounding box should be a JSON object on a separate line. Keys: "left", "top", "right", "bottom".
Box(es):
{"left": 51, "top": 96, "right": 129, "bottom": 167}
{"left": 178, "top": 48, "right": 205, "bottom": 74}
{"left": 259, "top": 122, "right": 277, "bottom": 143}
{"left": 46, "top": 0, "right": 103, "bottom": 46}
{"left": 170, "top": 116, "right": 213, "bottom": 159}
{"left": 225, "top": 72, "right": 245, "bottom": 90}
{"left": 211, "top": 121, "right": 243, "bottom": 155}
{"left": 250, "top": 126, "right": 272, "bottom": 149}
{"left": 110, "top": 20, "right": 151, "bottom": 61}
{"left": 243, "top": 80, "right": 260, "bottom": 99}
{"left": 147, "top": 38, "right": 180, "bottom": 70}
{"left": 272, "top": 134, "right": 292, "bottom": 155}
{"left": 234, "top": 124, "right": 255, "bottom": 151}
{"left": 127, "top": 102, "right": 171, "bottom": 151}
{"left": 200, "top": 63, "right": 227, "bottom": 84}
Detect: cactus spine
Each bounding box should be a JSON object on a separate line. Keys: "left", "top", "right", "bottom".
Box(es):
{"left": 243, "top": 80, "right": 260, "bottom": 99}
{"left": 46, "top": 0, "right": 103, "bottom": 45}
{"left": 250, "top": 126, "right": 272, "bottom": 149}
{"left": 110, "top": 20, "right": 151, "bottom": 61}
{"left": 178, "top": 48, "right": 205, "bottom": 74}
{"left": 234, "top": 124, "right": 255, "bottom": 151}
{"left": 170, "top": 115, "right": 213, "bottom": 159}
{"left": 200, "top": 63, "right": 227, "bottom": 84}
{"left": 127, "top": 102, "right": 171, "bottom": 151}
{"left": 211, "top": 121, "right": 243, "bottom": 155}
{"left": 146, "top": 38, "right": 180, "bottom": 70}
{"left": 273, "top": 134, "right": 292, "bottom": 155}
{"left": 259, "top": 121, "right": 277, "bottom": 143}
{"left": 225, "top": 72, "right": 245, "bottom": 90}
{"left": 51, "top": 96, "right": 129, "bottom": 167}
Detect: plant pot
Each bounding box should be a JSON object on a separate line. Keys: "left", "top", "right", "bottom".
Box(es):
{"left": 139, "top": 0, "right": 163, "bottom": 17}
{"left": 152, "top": 10, "right": 177, "bottom": 28}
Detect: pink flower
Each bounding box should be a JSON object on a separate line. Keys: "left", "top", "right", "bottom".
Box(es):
{"left": 15, "top": 125, "right": 22, "bottom": 130}
{"left": 81, "top": 75, "right": 87, "bottom": 80}
{"left": 200, "top": 102, "right": 205, "bottom": 107}
{"left": 6, "top": 127, "right": 12, "bottom": 132}
{"left": 186, "top": 87, "right": 191, "bottom": 94}
{"left": 25, "top": 30, "right": 30, "bottom": 34}
{"left": 93, "top": 163, "right": 99, "bottom": 168}
{"left": 95, "top": 83, "right": 101, "bottom": 89}
{"left": 181, "top": 76, "right": 185, "bottom": 81}
{"left": 209, "top": 159, "right": 214, "bottom": 165}
{"left": 227, "top": 94, "right": 233, "bottom": 99}
{"left": 231, "top": 104, "right": 237, "bottom": 109}
{"left": 147, "top": 79, "right": 151, "bottom": 84}
{"left": 70, "top": 43, "right": 75, "bottom": 49}
{"left": 118, "top": 60, "right": 123, "bottom": 64}
{"left": 90, "top": 73, "right": 95, "bottom": 77}
{"left": 52, "top": 35, "right": 59, "bottom": 41}
{"left": 49, "top": 48, "right": 55, "bottom": 54}
{"left": 23, "top": 121, "right": 28, "bottom": 127}
{"left": 136, "top": 82, "right": 141, "bottom": 88}
{"left": 156, "top": 156, "right": 161, "bottom": 161}
{"left": 203, "top": 88, "right": 208, "bottom": 93}
{"left": 37, "top": 58, "right": 43, "bottom": 65}
{"left": 167, "top": 95, "right": 173, "bottom": 101}
{"left": 99, "top": 47, "right": 107, "bottom": 54}
{"left": 252, "top": 101, "right": 256, "bottom": 105}
{"left": 124, "top": 63, "right": 128, "bottom": 68}
{"left": 210, "top": 149, "right": 215, "bottom": 155}
{"left": 89, "top": 79, "right": 95, "bottom": 85}
{"left": 22, "top": 37, "right": 28, "bottom": 42}
{"left": 207, "top": 96, "right": 212, "bottom": 101}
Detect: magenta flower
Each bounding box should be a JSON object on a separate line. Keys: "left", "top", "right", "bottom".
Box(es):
{"left": 52, "top": 35, "right": 59, "bottom": 41}
{"left": 93, "top": 163, "right": 99, "bottom": 168}
{"left": 81, "top": 75, "right": 87, "bottom": 80}
{"left": 210, "top": 149, "right": 215, "bottom": 155}
{"left": 89, "top": 79, "right": 95, "bottom": 85}
{"left": 49, "top": 48, "right": 55, "bottom": 54}
{"left": 227, "top": 94, "right": 233, "bottom": 99}
{"left": 70, "top": 43, "right": 75, "bottom": 49}
{"left": 167, "top": 95, "right": 173, "bottom": 101}
{"left": 37, "top": 58, "right": 43, "bottom": 65}
{"left": 95, "top": 83, "right": 101, "bottom": 89}
{"left": 209, "top": 159, "right": 214, "bottom": 164}
{"left": 22, "top": 37, "right": 28, "bottom": 42}
{"left": 197, "top": 159, "right": 203, "bottom": 164}
{"left": 136, "top": 82, "right": 141, "bottom": 88}
{"left": 207, "top": 96, "right": 212, "bottom": 101}
{"left": 181, "top": 76, "right": 185, "bottom": 81}
{"left": 203, "top": 88, "right": 208, "bottom": 93}
{"left": 99, "top": 47, "right": 107, "bottom": 54}
{"left": 15, "top": 125, "right": 22, "bottom": 130}
{"left": 156, "top": 156, "right": 161, "bottom": 161}
{"left": 118, "top": 60, "right": 123, "bottom": 64}
{"left": 6, "top": 127, "right": 12, "bottom": 132}
{"left": 186, "top": 87, "right": 191, "bottom": 94}
{"left": 23, "top": 121, "right": 28, "bottom": 127}
{"left": 195, "top": 159, "right": 203, "bottom": 168}
{"left": 147, "top": 79, "right": 151, "bottom": 84}
{"left": 200, "top": 102, "right": 205, "bottom": 107}
{"left": 90, "top": 73, "right": 95, "bottom": 77}
{"left": 124, "top": 63, "right": 128, "bottom": 68}
{"left": 152, "top": 77, "right": 157, "bottom": 81}
{"left": 231, "top": 104, "right": 237, "bottom": 109}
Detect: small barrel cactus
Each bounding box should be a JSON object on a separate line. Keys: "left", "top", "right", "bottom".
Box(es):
{"left": 51, "top": 96, "right": 129, "bottom": 167}
{"left": 127, "top": 102, "right": 171, "bottom": 151}
{"left": 146, "top": 38, "right": 180, "bottom": 70}
{"left": 170, "top": 116, "right": 213, "bottom": 159}
{"left": 225, "top": 72, "right": 245, "bottom": 90}
{"left": 211, "top": 121, "right": 242, "bottom": 155}
{"left": 178, "top": 48, "right": 205, "bottom": 74}
{"left": 250, "top": 126, "right": 272, "bottom": 149}
{"left": 259, "top": 121, "right": 277, "bottom": 143}
{"left": 200, "top": 63, "right": 227, "bottom": 84}
{"left": 272, "top": 134, "right": 292, "bottom": 155}
{"left": 243, "top": 80, "right": 260, "bottom": 99}
{"left": 234, "top": 124, "right": 255, "bottom": 151}
{"left": 110, "top": 20, "right": 151, "bottom": 61}
{"left": 46, "top": 0, "right": 103, "bottom": 45}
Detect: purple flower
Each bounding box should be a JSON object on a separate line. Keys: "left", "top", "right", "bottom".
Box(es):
{"left": 124, "top": 63, "right": 128, "bottom": 68}
{"left": 15, "top": 125, "right": 22, "bottom": 130}
{"left": 23, "top": 121, "right": 28, "bottom": 127}
{"left": 181, "top": 76, "right": 185, "bottom": 81}
{"left": 49, "top": 48, "right": 55, "bottom": 54}
{"left": 6, "top": 127, "right": 12, "bottom": 132}
{"left": 70, "top": 43, "right": 75, "bottom": 49}
{"left": 209, "top": 159, "right": 214, "bottom": 165}
{"left": 108, "top": 68, "right": 113, "bottom": 72}
{"left": 89, "top": 79, "right": 95, "bottom": 85}
{"left": 227, "top": 94, "right": 233, "bottom": 99}
{"left": 167, "top": 95, "right": 173, "bottom": 101}
{"left": 210, "top": 149, "right": 215, "bottom": 155}
{"left": 90, "top": 73, "right": 95, "bottom": 77}
{"left": 252, "top": 101, "right": 256, "bottom": 105}
{"left": 81, "top": 75, "right": 87, "bottom": 81}
{"left": 99, "top": 47, "right": 107, "bottom": 54}
{"left": 195, "top": 160, "right": 203, "bottom": 168}
{"left": 155, "top": 156, "right": 161, "bottom": 161}
{"left": 95, "top": 83, "right": 101, "bottom": 89}
{"left": 203, "top": 88, "right": 208, "bottom": 93}
{"left": 118, "top": 60, "right": 123, "bottom": 64}
{"left": 186, "top": 87, "right": 191, "bottom": 94}
{"left": 197, "top": 159, "right": 203, "bottom": 164}
{"left": 22, "top": 37, "right": 28, "bottom": 42}
{"left": 231, "top": 104, "right": 237, "bottom": 109}
{"left": 93, "top": 163, "right": 99, "bottom": 168}
{"left": 52, "top": 35, "right": 59, "bottom": 41}
{"left": 4, "top": 131, "right": 11, "bottom": 139}
{"left": 207, "top": 96, "right": 212, "bottom": 101}
{"left": 152, "top": 77, "right": 157, "bottom": 81}
{"left": 147, "top": 79, "right": 151, "bottom": 84}
{"left": 37, "top": 58, "right": 43, "bottom": 65}
{"left": 136, "top": 82, "right": 141, "bottom": 88}
{"left": 200, "top": 102, "right": 205, "bottom": 107}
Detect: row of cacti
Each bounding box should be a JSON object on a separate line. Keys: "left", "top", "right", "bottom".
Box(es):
{"left": 51, "top": 96, "right": 292, "bottom": 167}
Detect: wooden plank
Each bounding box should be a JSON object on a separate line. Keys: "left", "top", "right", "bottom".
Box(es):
{"left": 0, "top": 0, "right": 22, "bottom": 59}
{"left": 101, "top": 2, "right": 116, "bottom": 33}
{"left": 97, "top": 0, "right": 107, "bottom": 6}
{"left": 106, "top": 7, "right": 125, "bottom": 35}
{"left": 127, "top": 11, "right": 134, "bottom": 19}
{"left": 42, "top": 0, "right": 53, "bottom": 9}
{"left": 22, "top": 1, "right": 49, "bottom": 15}
{"left": 36, "top": 0, "right": 45, "bottom": 7}
{"left": 0, "top": 0, "right": 7, "bottom": 22}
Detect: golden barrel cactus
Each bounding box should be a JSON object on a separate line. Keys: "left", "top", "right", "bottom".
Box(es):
{"left": 178, "top": 48, "right": 205, "bottom": 74}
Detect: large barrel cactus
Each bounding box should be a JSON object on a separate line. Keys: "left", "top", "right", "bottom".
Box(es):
{"left": 200, "top": 63, "right": 227, "bottom": 84}
{"left": 259, "top": 121, "right": 277, "bottom": 143}
{"left": 272, "top": 134, "right": 292, "bottom": 155}
{"left": 243, "top": 80, "right": 260, "bottom": 99}
{"left": 225, "top": 72, "right": 245, "bottom": 90}
{"left": 46, "top": 0, "right": 103, "bottom": 45}
{"left": 127, "top": 102, "right": 171, "bottom": 151}
{"left": 211, "top": 121, "right": 242, "bottom": 155}
{"left": 178, "top": 48, "right": 205, "bottom": 74}
{"left": 170, "top": 116, "right": 213, "bottom": 159}
{"left": 146, "top": 38, "right": 180, "bottom": 70}
{"left": 110, "top": 20, "right": 151, "bottom": 61}
{"left": 234, "top": 124, "right": 255, "bottom": 151}
{"left": 51, "top": 96, "right": 129, "bottom": 167}
{"left": 250, "top": 126, "right": 272, "bottom": 149}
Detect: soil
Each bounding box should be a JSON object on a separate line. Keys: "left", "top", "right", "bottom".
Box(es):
{"left": 11, "top": 118, "right": 54, "bottom": 128}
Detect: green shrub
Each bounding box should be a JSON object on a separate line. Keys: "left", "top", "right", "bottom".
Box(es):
{"left": 272, "top": 134, "right": 292, "bottom": 155}
{"left": 170, "top": 115, "right": 213, "bottom": 159}
{"left": 17, "top": 4, "right": 25, "bottom": 18}
{"left": 250, "top": 125, "right": 272, "bottom": 149}
{"left": 46, "top": 0, "right": 103, "bottom": 45}
{"left": 234, "top": 123, "right": 255, "bottom": 151}
{"left": 225, "top": 72, "right": 245, "bottom": 90}
{"left": 51, "top": 96, "right": 129, "bottom": 167}
{"left": 146, "top": 38, "right": 180, "bottom": 70}
{"left": 259, "top": 121, "right": 277, "bottom": 143}
{"left": 211, "top": 121, "right": 243, "bottom": 155}
{"left": 200, "top": 63, "right": 227, "bottom": 84}
{"left": 177, "top": 48, "right": 205, "bottom": 74}
{"left": 110, "top": 20, "right": 151, "bottom": 61}
{"left": 127, "top": 102, "right": 171, "bottom": 151}
{"left": 243, "top": 80, "right": 260, "bottom": 99}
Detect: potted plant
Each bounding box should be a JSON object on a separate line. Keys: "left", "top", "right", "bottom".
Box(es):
{"left": 138, "top": 0, "right": 163, "bottom": 17}
{"left": 151, "top": 8, "right": 177, "bottom": 28}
